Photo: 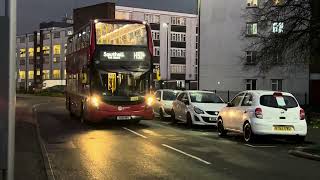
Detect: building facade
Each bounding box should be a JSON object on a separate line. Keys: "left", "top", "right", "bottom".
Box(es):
{"left": 16, "top": 23, "right": 73, "bottom": 91}
{"left": 199, "top": 0, "right": 309, "bottom": 104}
{"left": 115, "top": 6, "right": 198, "bottom": 89}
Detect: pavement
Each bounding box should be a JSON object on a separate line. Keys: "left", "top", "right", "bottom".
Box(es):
{"left": 14, "top": 95, "right": 320, "bottom": 180}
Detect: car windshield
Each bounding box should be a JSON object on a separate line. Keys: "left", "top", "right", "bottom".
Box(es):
{"left": 162, "top": 91, "right": 179, "bottom": 101}
{"left": 190, "top": 92, "right": 224, "bottom": 103}
{"left": 260, "top": 95, "right": 298, "bottom": 109}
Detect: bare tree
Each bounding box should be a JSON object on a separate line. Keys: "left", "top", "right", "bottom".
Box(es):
{"left": 243, "top": 0, "right": 320, "bottom": 72}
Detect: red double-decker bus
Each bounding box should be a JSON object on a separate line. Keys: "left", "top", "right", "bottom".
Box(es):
{"left": 66, "top": 19, "right": 155, "bottom": 123}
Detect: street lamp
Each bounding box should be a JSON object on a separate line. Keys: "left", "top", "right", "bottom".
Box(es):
{"left": 162, "top": 22, "right": 169, "bottom": 88}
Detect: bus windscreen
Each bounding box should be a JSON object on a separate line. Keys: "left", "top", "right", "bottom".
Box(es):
{"left": 95, "top": 22, "right": 148, "bottom": 46}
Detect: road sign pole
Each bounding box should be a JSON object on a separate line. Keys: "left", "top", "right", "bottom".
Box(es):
{"left": 8, "top": 0, "right": 17, "bottom": 179}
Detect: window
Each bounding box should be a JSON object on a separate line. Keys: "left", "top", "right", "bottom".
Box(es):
{"left": 20, "top": 37, "right": 26, "bottom": 43}
{"left": 19, "top": 71, "right": 26, "bottom": 79}
{"left": 171, "top": 64, "right": 186, "bottom": 74}
{"left": 171, "top": 32, "right": 186, "bottom": 42}
{"left": 231, "top": 93, "right": 245, "bottom": 106}
{"left": 177, "top": 93, "right": 185, "bottom": 101}
{"left": 242, "top": 93, "right": 253, "bottom": 106}
{"left": 43, "top": 70, "right": 50, "bottom": 80}
{"left": 271, "top": 79, "right": 283, "bottom": 91}
{"left": 28, "top": 35, "right": 34, "bottom": 42}
{"left": 163, "top": 91, "right": 180, "bottom": 101}
{"left": 246, "top": 23, "right": 258, "bottom": 36}
{"left": 171, "top": 48, "right": 186, "bottom": 58}
{"left": 54, "top": 45, "right": 61, "bottom": 55}
{"left": 260, "top": 95, "right": 298, "bottom": 108}
{"left": 155, "top": 91, "right": 161, "bottom": 100}
{"left": 246, "top": 51, "right": 257, "bottom": 64}
{"left": 53, "top": 57, "right": 60, "bottom": 63}
{"left": 20, "top": 59, "right": 25, "bottom": 65}
{"left": 53, "top": 32, "right": 60, "bottom": 39}
{"left": 44, "top": 33, "right": 50, "bottom": 40}
{"left": 95, "top": 22, "right": 147, "bottom": 46}
{"left": 246, "top": 79, "right": 257, "bottom": 90}
{"left": 247, "top": 0, "right": 258, "bottom": 7}
{"left": 19, "top": 49, "right": 26, "bottom": 58}
{"left": 171, "top": 17, "right": 186, "bottom": 26}
{"left": 28, "top": 71, "right": 34, "bottom": 79}
{"left": 53, "top": 70, "right": 61, "bottom": 79}
{"left": 154, "top": 47, "right": 160, "bottom": 56}
{"left": 43, "top": 46, "right": 50, "bottom": 55}
{"left": 115, "top": 11, "right": 131, "bottom": 20}
{"left": 152, "top": 30, "right": 160, "bottom": 40}
{"left": 273, "top": 0, "right": 284, "bottom": 6}
{"left": 272, "top": 22, "right": 284, "bottom": 33}
{"left": 144, "top": 14, "right": 160, "bottom": 24}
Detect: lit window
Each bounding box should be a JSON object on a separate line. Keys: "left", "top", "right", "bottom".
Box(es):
{"left": 43, "top": 46, "right": 50, "bottom": 55}
{"left": 64, "top": 70, "right": 66, "bottom": 79}
{"left": 246, "top": 23, "right": 258, "bottom": 35}
{"left": 28, "top": 48, "right": 34, "bottom": 57}
{"left": 153, "top": 47, "right": 160, "bottom": 56}
{"left": 19, "top": 71, "right": 26, "bottom": 79}
{"left": 53, "top": 70, "right": 60, "bottom": 79}
{"left": 28, "top": 71, "right": 34, "bottom": 79}
{"left": 54, "top": 45, "right": 61, "bottom": 55}
{"left": 171, "top": 64, "right": 186, "bottom": 74}
{"left": 272, "top": 22, "right": 284, "bottom": 33}
{"left": 271, "top": 79, "right": 283, "bottom": 91}
{"left": 152, "top": 31, "right": 160, "bottom": 40}
{"left": 53, "top": 57, "right": 60, "bottom": 63}
{"left": 273, "top": 0, "right": 284, "bottom": 6}
{"left": 115, "top": 11, "right": 131, "bottom": 20}
{"left": 245, "top": 79, "right": 257, "bottom": 90}
{"left": 246, "top": 51, "right": 257, "bottom": 64}
{"left": 247, "top": 0, "right": 258, "bottom": 7}
{"left": 19, "top": 49, "right": 26, "bottom": 58}
{"left": 43, "top": 70, "right": 50, "bottom": 80}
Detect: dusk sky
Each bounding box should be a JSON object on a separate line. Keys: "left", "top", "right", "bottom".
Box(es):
{"left": 1, "top": 0, "right": 197, "bottom": 35}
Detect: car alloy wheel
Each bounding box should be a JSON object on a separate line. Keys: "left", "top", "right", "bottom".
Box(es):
{"left": 244, "top": 122, "right": 254, "bottom": 142}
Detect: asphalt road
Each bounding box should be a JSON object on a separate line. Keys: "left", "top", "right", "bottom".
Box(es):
{"left": 31, "top": 96, "right": 320, "bottom": 180}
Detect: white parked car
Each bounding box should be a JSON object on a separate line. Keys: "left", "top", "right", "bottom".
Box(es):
{"left": 153, "top": 89, "right": 181, "bottom": 120}
{"left": 217, "top": 90, "right": 307, "bottom": 142}
{"left": 171, "top": 91, "right": 226, "bottom": 126}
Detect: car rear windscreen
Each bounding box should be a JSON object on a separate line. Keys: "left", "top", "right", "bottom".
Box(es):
{"left": 260, "top": 95, "right": 298, "bottom": 108}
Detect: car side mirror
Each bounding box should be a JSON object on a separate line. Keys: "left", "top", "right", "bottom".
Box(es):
{"left": 227, "top": 102, "right": 233, "bottom": 107}
{"left": 156, "top": 97, "right": 161, "bottom": 101}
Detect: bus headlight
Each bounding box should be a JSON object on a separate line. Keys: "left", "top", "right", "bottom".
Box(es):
{"left": 89, "top": 95, "right": 101, "bottom": 108}
{"left": 145, "top": 95, "right": 155, "bottom": 106}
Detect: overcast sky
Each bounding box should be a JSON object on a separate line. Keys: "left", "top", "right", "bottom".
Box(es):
{"left": 0, "top": 0, "right": 197, "bottom": 35}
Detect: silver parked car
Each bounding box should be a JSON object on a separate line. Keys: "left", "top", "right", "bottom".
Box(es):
{"left": 153, "top": 89, "right": 181, "bottom": 120}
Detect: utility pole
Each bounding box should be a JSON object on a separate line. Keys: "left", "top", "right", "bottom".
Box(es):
{"left": 0, "top": 0, "right": 16, "bottom": 180}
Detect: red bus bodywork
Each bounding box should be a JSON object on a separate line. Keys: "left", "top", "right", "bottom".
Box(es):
{"left": 66, "top": 19, "right": 154, "bottom": 123}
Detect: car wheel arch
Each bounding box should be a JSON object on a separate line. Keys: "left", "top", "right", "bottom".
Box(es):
{"left": 242, "top": 120, "right": 250, "bottom": 132}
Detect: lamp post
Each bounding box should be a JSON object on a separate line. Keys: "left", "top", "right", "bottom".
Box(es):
{"left": 162, "top": 22, "right": 169, "bottom": 88}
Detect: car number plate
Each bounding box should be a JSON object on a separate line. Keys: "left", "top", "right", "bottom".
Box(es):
{"left": 209, "top": 117, "right": 217, "bottom": 121}
{"left": 273, "top": 125, "right": 293, "bottom": 131}
{"left": 117, "top": 116, "right": 131, "bottom": 120}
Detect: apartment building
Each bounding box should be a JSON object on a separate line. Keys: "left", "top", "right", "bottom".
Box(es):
{"left": 115, "top": 6, "right": 198, "bottom": 89}
{"left": 199, "top": 0, "right": 309, "bottom": 104}
{"left": 16, "top": 22, "right": 73, "bottom": 91}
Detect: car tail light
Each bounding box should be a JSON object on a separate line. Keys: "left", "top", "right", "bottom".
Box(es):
{"left": 300, "top": 108, "right": 305, "bottom": 120}
{"left": 255, "top": 107, "right": 263, "bottom": 119}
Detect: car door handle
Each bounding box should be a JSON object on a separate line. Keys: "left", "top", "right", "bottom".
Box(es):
{"left": 243, "top": 111, "right": 247, "bottom": 113}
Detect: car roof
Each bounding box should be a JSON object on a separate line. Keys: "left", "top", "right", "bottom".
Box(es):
{"left": 243, "top": 90, "right": 294, "bottom": 97}
{"left": 157, "top": 89, "right": 182, "bottom": 92}
{"left": 184, "top": 90, "right": 216, "bottom": 94}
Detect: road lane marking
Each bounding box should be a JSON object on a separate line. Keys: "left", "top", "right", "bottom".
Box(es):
{"left": 162, "top": 144, "right": 211, "bottom": 165}
{"left": 122, "top": 127, "right": 148, "bottom": 139}
{"left": 245, "top": 144, "right": 276, "bottom": 148}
